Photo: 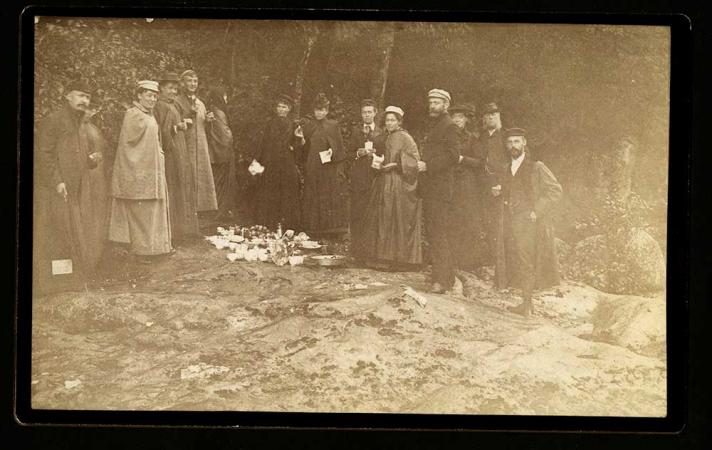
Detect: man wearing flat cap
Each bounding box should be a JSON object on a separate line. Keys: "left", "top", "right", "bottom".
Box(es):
{"left": 479, "top": 101, "right": 509, "bottom": 287}
{"left": 154, "top": 72, "right": 199, "bottom": 244}
{"left": 175, "top": 69, "right": 218, "bottom": 215}
{"left": 496, "top": 128, "right": 562, "bottom": 316}
{"left": 416, "top": 88, "right": 464, "bottom": 294}
{"left": 34, "top": 78, "right": 108, "bottom": 293}
{"left": 346, "top": 98, "right": 384, "bottom": 262}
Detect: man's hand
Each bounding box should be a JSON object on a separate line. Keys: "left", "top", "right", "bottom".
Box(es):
{"left": 356, "top": 148, "right": 370, "bottom": 158}
{"left": 176, "top": 121, "right": 188, "bottom": 131}
{"left": 530, "top": 211, "right": 537, "bottom": 222}
{"left": 417, "top": 161, "right": 427, "bottom": 172}
{"left": 458, "top": 155, "right": 464, "bottom": 164}
{"left": 491, "top": 185, "right": 502, "bottom": 197}
{"left": 56, "top": 182, "right": 68, "bottom": 201}
{"left": 88, "top": 152, "right": 103, "bottom": 164}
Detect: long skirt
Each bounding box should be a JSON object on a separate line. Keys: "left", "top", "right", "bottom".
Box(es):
{"left": 362, "top": 172, "right": 423, "bottom": 265}
{"left": 108, "top": 192, "right": 172, "bottom": 256}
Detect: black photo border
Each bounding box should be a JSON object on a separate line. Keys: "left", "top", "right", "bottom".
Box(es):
{"left": 13, "top": 3, "right": 692, "bottom": 437}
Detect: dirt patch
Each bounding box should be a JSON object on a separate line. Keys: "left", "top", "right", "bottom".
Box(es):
{"left": 31, "top": 240, "right": 667, "bottom": 416}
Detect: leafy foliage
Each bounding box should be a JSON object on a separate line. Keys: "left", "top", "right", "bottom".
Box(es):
{"left": 34, "top": 18, "right": 670, "bottom": 248}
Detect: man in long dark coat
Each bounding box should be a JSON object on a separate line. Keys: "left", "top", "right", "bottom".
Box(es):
{"left": 416, "top": 89, "right": 463, "bottom": 293}
{"left": 346, "top": 98, "right": 384, "bottom": 262}
{"left": 479, "top": 102, "right": 509, "bottom": 287}
{"left": 154, "top": 72, "right": 199, "bottom": 244}
{"left": 498, "top": 128, "right": 562, "bottom": 316}
{"left": 34, "top": 79, "right": 108, "bottom": 293}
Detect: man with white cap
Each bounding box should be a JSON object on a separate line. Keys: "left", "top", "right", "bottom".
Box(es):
{"left": 416, "top": 88, "right": 464, "bottom": 294}
{"left": 108, "top": 80, "right": 172, "bottom": 258}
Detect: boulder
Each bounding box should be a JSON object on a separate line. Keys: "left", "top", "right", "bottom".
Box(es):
{"left": 566, "top": 228, "right": 665, "bottom": 294}
{"left": 607, "top": 228, "right": 666, "bottom": 293}
{"left": 566, "top": 234, "right": 609, "bottom": 291}
{"left": 591, "top": 294, "right": 666, "bottom": 358}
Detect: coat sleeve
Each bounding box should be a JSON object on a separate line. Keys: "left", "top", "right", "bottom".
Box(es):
{"left": 121, "top": 109, "right": 149, "bottom": 148}
{"left": 153, "top": 104, "right": 177, "bottom": 154}
{"left": 345, "top": 126, "right": 360, "bottom": 160}
{"left": 37, "top": 115, "right": 63, "bottom": 188}
{"left": 209, "top": 110, "right": 233, "bottom": 148}
{"left": 460, "top": 136, "right": 484, "bottom": 170}
{"left": 329, "top": 122, "right": 346, "bottom": 163}
{"left": 399, "top": 132, "right": 420, "bottom": 183}
{"left": 533, "top": 161, "right": 562, "bottom": 218}
{"left": 426, "top": 123, "right": 462, "bottom": 175}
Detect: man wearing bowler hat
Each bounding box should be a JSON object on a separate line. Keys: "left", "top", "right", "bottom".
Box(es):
{"left": 496, "top": 128, "right": 562, "bottom": 316}
{"left": 34, "top": 78, "right": 108, "bottom": 293}
{"left": 416, "top": 89, "right": 464, "bottom": 294}
{"left": 479, "top": 102, "right": 509, "bottom": 287}
{"left": 154, "top": 72, "right": 200, "bottom": 244}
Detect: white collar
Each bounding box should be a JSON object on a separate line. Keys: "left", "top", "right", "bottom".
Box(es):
{"left": 364, "top": 122, "right": 375, "bottom": 131}
{"left": 511, "top": 152, "right": 526, "bottom": 176}
{"left": 487, "top": 128, "right": 499, "bottom": 137}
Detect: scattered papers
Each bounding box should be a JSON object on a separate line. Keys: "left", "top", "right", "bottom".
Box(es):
{"left": 180, "top": 363, "right": 230, "bottom": 380}
{"left": 64, "top": 379, "right": 82, "bottom": 389}
{"left": 404, "top": 287, "right": 428, "bottom": 308}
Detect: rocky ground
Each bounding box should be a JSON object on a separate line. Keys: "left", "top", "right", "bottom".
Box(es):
{"left": 31, "top": 240, "right": 666, "bottom": 416}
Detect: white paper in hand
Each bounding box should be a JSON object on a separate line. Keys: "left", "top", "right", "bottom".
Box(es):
{"left": 371, "top": 153, "right": 385, "bottom": 169}
{"left": 248, "top": 159, "right": 265, "bottom": 176}
{"left": 319, "top": 148, "right": 333, "bottom": 164}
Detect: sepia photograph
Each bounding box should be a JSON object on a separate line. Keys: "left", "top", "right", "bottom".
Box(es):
{"left": 27, "top": 15, "right": 670, "bottom": 418}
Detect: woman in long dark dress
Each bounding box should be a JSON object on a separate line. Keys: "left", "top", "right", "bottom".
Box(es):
{"left": 205, "top": 86, "right": 235, "bottom": 221}
{"left": 450, "top": 104, "right": 487, "bottom": 270}
{"left": 253, "top": 94, "right": 302, "bottom": 230}
{"left": 296, "top": 92, "right": 348, "bottom": 236}
{"left": 362, "top": 106, "right": 423, "bottom": 266}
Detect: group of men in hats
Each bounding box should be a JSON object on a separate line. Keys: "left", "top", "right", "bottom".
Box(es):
{"left": 413, "top": 88, "right": 562, "bottom": 315}
{"left": 35, "top": 70, "right": 228, "bottom": 294}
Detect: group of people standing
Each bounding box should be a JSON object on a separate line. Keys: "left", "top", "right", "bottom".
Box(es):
{"left": 250, "top": 88, "right": 563, "bottom": 316}
{"left": 34, "top": 71, "right": 234, "bottom": 294}
{"left": 35, "top": 75, "right": 562, "bottom": 316}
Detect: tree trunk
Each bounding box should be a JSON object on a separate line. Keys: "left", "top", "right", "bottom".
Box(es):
{"left": 370, "top": 24, "right": 396, "bottom": 111}
{"left": 294, "top": 28, "right": 319, "bottom": 117}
